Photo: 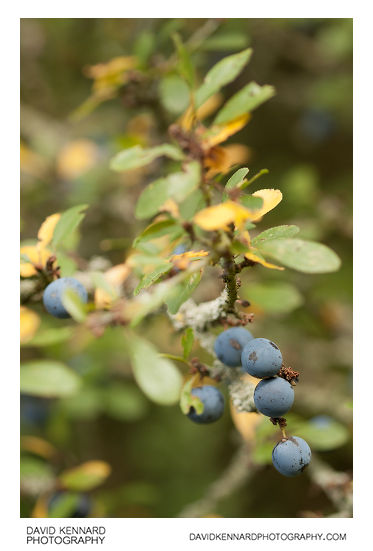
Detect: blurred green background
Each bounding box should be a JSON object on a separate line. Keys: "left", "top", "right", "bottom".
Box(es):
{"left": 20, "top": 18, "right": 352, "bottom": 518}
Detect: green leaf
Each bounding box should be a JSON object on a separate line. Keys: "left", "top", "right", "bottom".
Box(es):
{"left": 258, "top": 238, "right": 341, "bottom": 273}
{"left": 172, "top": 34, "right": 195, "bottom": 89}
{"left": 61, "top": 386, "right": 103, "bottom": 420}
{"left": 292, "top": 416, "right": 349, "bottom": 452}
{"left": 130, "top": 253, "right": 173, "bottom": 269}
{"left": 179, "top": 189, "right": 206, "bottom": 219}
{"left": 159, "top": 74, "right": 190, "bottom": 114}
{"left": 239, "top": 168, "right": 269, "bottom": 190}
{"left": 134, "top": 263, "right": 172, "bottom": 295}
{"left": 225, "top": 167, "right": 249, "bottom": 191}
{"left": 59, "top": 461, "right": 111, "bottom": 491}
{"left": 135, "top": 161, "right": 200, "bottom": 219}
{"left": 165, "top": 271, "right": 202, "bottom": 314}
{"left": 231, "top": 239, "right": 251, "bottom": 255}
{"left": 127, "top": 336, "right": 183, "bottom": 405}
{"left": 56, "top": 252, "right": 78, "bottom": 277}
{"left": 214, "top": 82, "right": 275, "bottom": 124}
{"left": 179, "top": 377, "right": 204, "bottom": 415}
{"left": 181, "top": 327, "right": 194, "bottom": 359}
{"left": 133, "top": 219, "right": 183, "bottom": 247}
{"left": 61, "top": 288, "right": 87, "bottom": 322}
{"left": 52, "top": 204, "right": 88, "bottom": 249}
{"left": 20, "top": 456, "right": 55, "bottom": 494}
{"left": 104, "top": 383, "right": 149, "bottom": 421}
{"left": 110, "top": 144, "right": 184, "bottom": 172}
{"left": 130, "top": 277, "right": 180, "bottom": 327}
{"left": 20, "top": 360, "right": 81, "bottom": 398}
{"left": 25, "top": 327, "right": 74, "bottom": 347}
{"left": 133, "top": 31, "right": 155, "bottom": 67}
{"left": 252, "top": 225, "right": 300, "bottom": 245}
{"left": 49, "top": 493, "right": 82, "bottom": 518}
{"left": 202, "top": 31, "right": 250, "bottom": 52}
{"left": 196, "top": 48, "right": 253, "bottom": 107}
{"left": 242, "top": 282, "right": 303, "bottom": 314}
{"left": 103, "top": 385, "right": 146, "bottom": 422}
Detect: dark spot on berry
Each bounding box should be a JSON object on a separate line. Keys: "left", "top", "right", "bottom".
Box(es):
{"left": 269, "top": 341, "right": 279, "bottom": 350}
{"left": 249, "top": 351, "right": 257, "bottom": 362}
{"left": 229, "top": 338, "right": 242, "bottom": 351}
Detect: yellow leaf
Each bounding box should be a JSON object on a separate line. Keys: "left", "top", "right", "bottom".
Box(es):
{"left": 204, "top": 144, "right": 250, "bottom": 177}
{"left": 85, "top": 56, "right": 136, "bottom": 80}
{"left": 21, "top": 436, "right": 56, "bottom": 460}
{"left": 37, "top": 213, "right": 61, "bottom": 248}
{"left": 20, "top": 142, "right": 47, "bottom": 177}
{"left": 20, "top": 306, "right": 40, "bottom": 343}
{"left": 244, "top": 250, "right": 284, "bottom": 271}
{"left": 251, "top": 189, "right": 283, "bottom": 221}
{"left": 94, "top": 263, "right": 130, "bottom": 309}
{"left": 179, "top": 93, "right": 223, "bottom": 130}
{"left": 171, "top": 250, "right": 209, "bottom": 270}
{"left": 57, "top": 139, "right": 100, "bottom": 180}
{"left": 59, "top": 461, "right": 111, "bottom": 491}
{"left": 202, "top": 114, "right": 251, "bottom": 148}
{"left": 158, "top": 198, "right": 180, "bottom": 218}
{"left": 32, "top": 495, "right": 49, "bottom": 518}
{"left": 194, "top": 201, "right": 252, "bottom": 231}
{"left": 20, "top": 246, "right": 52, "bottom": 277}
{"left": 230, "top": 400, "right": 261, "bottom": 443}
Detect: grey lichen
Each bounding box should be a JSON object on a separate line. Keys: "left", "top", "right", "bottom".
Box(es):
{"left": 169, "top": 290, "right": 256, "bottom": 412}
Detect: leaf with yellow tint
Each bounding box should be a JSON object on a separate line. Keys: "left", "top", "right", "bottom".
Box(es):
{"left": 204, "top": 144, "right": 250, "bottom": 177}
{"left": 20, "top": 246, "right": 52, "bottom": 277}
{"left": 202, "top": 113, "right": 251, "bottom": 148}
{"left": 244, "top": 250, "right": 284, "bottom": 271}
{"left": 73, "top": 56, "right": 138, "bottom": 119}
{"left": 179, "top": 93, "right": 223, "bottom": 131}
{"left": 158, "top": 198, "right": 180, "bottom": 219}
{"left": 180, "top": 375, "right": 204, "bottom": 415}
{"left": 59, "top": 460, "right": 112, "bottom": 492}
{"left": 194, "top": 201, "right": 253, "bottom": 231}
{"left": 230, "top": 402, "right": 262, "bottom": 443}
{"left": 94, "top": 263, "right": 130, "bottom": 309}
{"left": 20, "top": 142, "right": 47, "bottom": 177}
{"left": 32, "top": 495, "right": 49, "bottom": 519}
{"left": 20, "top": 307, "right": 40, "bottom": 343}
{"left": 171, "top": 249, "right": 209, "bottom": 270}
{"left": 57, "top": 140, "right": 99, "bottom": 180}
{"left": 21, "top": 436, "right": 57, "bottom": 460}
{"left": 251, "top": 189, "right": 283, "bottom": 221}
{"left": 85, "top": 56, "right": 136, "bottom": 80}
{"left": 37, "top": 213, "right": 61, "bottom": 248}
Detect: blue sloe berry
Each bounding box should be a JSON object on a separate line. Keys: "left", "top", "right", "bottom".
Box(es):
{"left": 43, "top": 277, "right": 88, "bottom": 319}
{"left": 272, "top": 436, "right": 311, "bottom": 477}
{"left": 241, "top": 337, "right": 282, "bottom": 378}
{"left": 214, "top": 327, "right": 253, "bottom": 367}
{"left": 254, "top": 377, "right": 294, "bottom": 417}
{"left": 187, "top": 385, "right": 224, "bottom": 424}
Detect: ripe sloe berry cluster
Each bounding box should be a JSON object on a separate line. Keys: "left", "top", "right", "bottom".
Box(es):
{"left": 212, "top": 327, "right": 311, "bottom": 477}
